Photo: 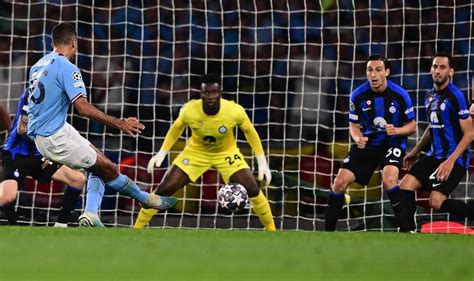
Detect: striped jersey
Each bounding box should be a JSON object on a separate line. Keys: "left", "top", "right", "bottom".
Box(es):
{"left": 349, "top": 80, "right": 415, "bottom": 149}
{"left": 424, "top": 82, "right": 470, "bottom": 169}
{"left": 3, "top": 90, "right": 41, "bottom": 158}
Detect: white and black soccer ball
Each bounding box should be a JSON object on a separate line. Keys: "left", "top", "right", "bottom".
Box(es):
{"left": 217, "top": 183, "right": 248, "bottom": 212}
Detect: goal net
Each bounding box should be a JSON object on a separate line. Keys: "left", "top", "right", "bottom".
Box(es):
{"left": 0, "top": 0, "right": 473, "bottom": 232}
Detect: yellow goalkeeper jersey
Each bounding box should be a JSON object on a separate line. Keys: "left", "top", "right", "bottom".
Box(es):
{"left": 160, "top": 99, "right": 264, "bottom": 155}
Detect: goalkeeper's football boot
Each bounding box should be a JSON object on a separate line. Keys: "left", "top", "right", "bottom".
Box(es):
{"left": 141, "top": 194, "right": 178, "bottom": 210}
{"left": 78, "top": 212, "right": 105, "bottom": 228}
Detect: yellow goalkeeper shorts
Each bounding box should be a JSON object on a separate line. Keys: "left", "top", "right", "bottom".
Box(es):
{"left": 173, "top": 147, "right": 249, "bottom": 183}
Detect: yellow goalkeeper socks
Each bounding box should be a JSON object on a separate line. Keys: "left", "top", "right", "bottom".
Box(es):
{"left": 250, "top": 190, "right": 276, "bottom": 231}
{"left": 133, "top": 208, "right": 158, "bottom": 229}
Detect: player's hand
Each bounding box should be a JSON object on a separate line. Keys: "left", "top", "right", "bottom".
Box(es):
{"left": 120, "top": 117, "right": 145, "bottom": 137}
{"left": 256, "top": 154, "right": 272, "bottom": 186}
{"left": 403, "top": 151, "right": 418, "bottom": 170}
{"left": 355, "top": 136, "right": 368, "bottom": 149}
{"left": 385, "top": 124, "right": 398, "bottom": 136}
{"left": 147, "top": 150, "right": 168, "bottom": 173}
{"left": 435, "top": 159, "right": 454, "bottom": 182}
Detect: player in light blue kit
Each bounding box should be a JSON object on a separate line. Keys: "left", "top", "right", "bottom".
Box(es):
{"left": 27, "top": 23, "right": 177, "bottom": 227}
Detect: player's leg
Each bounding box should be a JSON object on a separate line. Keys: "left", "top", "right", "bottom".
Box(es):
{"left": 36, "top": 123, "right": 177, "bottom": 218}
{"left": 88, "top": 147, "right": 177, "bottom": 211}
{"left": 229, "top": 168, "right": 276, "bottom": 231}
{"left": 324, "top": 145, "right": 379, "bottom": 231}
{"left": 134, "top": 165, "right": 191, "bottom": 228}
{"left": 0, "top": 180, "right": 19, "bottom": 224}
{"left": 432, "top": 164, "right": 474, "bottom": 220}
{"left": 324, "top": 168, "right": 354, "bottom": 231}
{"left": 398, "top": 174, "right": 423, "bottom": 232}
{"left": 49, "top": 165, "right": 86, "bottom": 226}
{"left": 380, "top": 147, "right": 413, "bottom": 231}
{"left": 0, "top": 151, "right": 24, "bottom": 224}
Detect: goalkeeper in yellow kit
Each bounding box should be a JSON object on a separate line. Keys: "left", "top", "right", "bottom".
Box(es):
{"left": 134, "top": 74, "right": 276, "bottom": 231}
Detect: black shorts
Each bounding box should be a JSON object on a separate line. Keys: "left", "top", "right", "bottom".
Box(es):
{"left": 408, "top": 156, "right": 466, "bottom": 196}
{"left": 1, "top": 150, "right": 60, "bottom": 188}
{"left": 341, "top": 144, "right": 405, "bottom": 185}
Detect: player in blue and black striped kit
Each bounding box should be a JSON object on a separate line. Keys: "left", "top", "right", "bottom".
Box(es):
{"left": 395, "top": 52, "right": 474, "bottom": 231}
{"left": 325, "top": 54, "right": 416, "bottom": 231}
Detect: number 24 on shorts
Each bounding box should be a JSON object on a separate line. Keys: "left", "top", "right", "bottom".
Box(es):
{"left": 225, "top": 154, "right": 241, "bottom": 166}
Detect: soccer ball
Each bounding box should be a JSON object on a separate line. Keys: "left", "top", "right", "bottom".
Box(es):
{"left": 217, "top": 183, "right": 248, "bottom": 212}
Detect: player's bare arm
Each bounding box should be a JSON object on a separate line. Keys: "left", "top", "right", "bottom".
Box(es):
{"left": 17, "top": 114, "right": 28, "bottom": 135}
{"left": 349, "top": 122, "right": 367, "bottom": 149}
{"left": 385, "top": 119, "right": 416, "bottom": 136}
{"left": 435, "top": 116, "right": 473, "bottom": 181}
{"left": 73, "top": 96, "right": 145, "bottom": 137}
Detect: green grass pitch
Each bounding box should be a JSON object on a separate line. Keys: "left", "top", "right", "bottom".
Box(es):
{"left": 0, "top": 227, "right": 472, "bottom": 281}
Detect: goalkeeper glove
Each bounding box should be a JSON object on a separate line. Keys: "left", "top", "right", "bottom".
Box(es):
{"left": 147, "top": 150, "right": 168, "bottom": 173}
{"left": 256, "top": 154, "right": 272, "bottom": 186}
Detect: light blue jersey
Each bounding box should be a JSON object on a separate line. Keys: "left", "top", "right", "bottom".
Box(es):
{"left": 27, "top": 52, "right": 86, "bottom": 138}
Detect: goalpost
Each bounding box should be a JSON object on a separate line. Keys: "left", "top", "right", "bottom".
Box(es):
{"left": 0, "top": 1, "right": 472, "bottom": 231}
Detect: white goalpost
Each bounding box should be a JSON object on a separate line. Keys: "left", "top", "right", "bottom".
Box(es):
{"left": 0, "top": 0, "right": 472, "bottom": 231}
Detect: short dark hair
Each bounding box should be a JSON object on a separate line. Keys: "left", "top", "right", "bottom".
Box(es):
{"left": 433, "top": 52, "right": 453, "bottom": 68}
{"left": 51, "top": 23, "right": 77, "bottom": 46}
{"left": 366, "top": 54, "right": 390, "bottom": 70}
{"left": 200, "top": 73, "right": 220, "bottom": 85}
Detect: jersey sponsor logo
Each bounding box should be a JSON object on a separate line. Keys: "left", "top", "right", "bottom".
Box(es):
{"left": 362, "top": 107, "right": 372, "bottom": 111}
{"left": 405, "top": 107, "right": 414, "bottom": 114}
{"left": 343, "top": 157, "right": 350, "bottom": 163}
{"left": 13, "top": 169, "right": 20, "bottom": 178}
{"left": 373, "top": 117, "right": 387, "bottom": 128}
{"left": 366, "top": 100, "right": 372, "bottom": 105}
{"left": 72, "top": 71, "right": 82, "bottom": 81}
{"left": 432, "top": 183, "right": 442, "bottom": 187}
{"left": 182, "top": 158, "right": 190, "bottom": 165}
{"left": 389, "top": 106, "right": 396, "bottom": 113}
{"left": 218, "top": 125, "right": 227, "bottom": 134}
{"left": 459, "top": 109, "right": 469, "bottom": 115}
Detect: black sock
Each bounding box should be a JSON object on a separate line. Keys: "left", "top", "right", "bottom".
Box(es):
{"left": 440, "top": 199, "right": 474, "bottom": 220}
{"left": 386, "top": 186, "right": 415, "bottom": 232}
{"left": 3, "top": 201, "right": 18, "bottom": 225}
{"left": 324, "top": 192, "right": 345, "bottom": 231}
{"left": 57, "top": 186, "right": 82, "bottom": 224}
{"left": 402, "top": 190, "right": 416, "bottom": 218}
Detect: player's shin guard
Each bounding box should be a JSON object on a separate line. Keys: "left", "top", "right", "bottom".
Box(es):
{"left": 106, "top": 174, "right": 149, "bottom": 203}
{"left": 57, "top": 186, "right": 82, "bottom": 224}
{"left": 249, "top": 190, "right": 276, "bottom": 231}
{"left": 440, "top": 199, "right": 474, "bottom": 220}
{"left": 324, "top": 191, "right": 345, "bottom": 231}
{"left": 133, "top": 208, "right": 158, "bottom": 229}
{"left": 84, "top": 174, "right": 105, "bottom": 214}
